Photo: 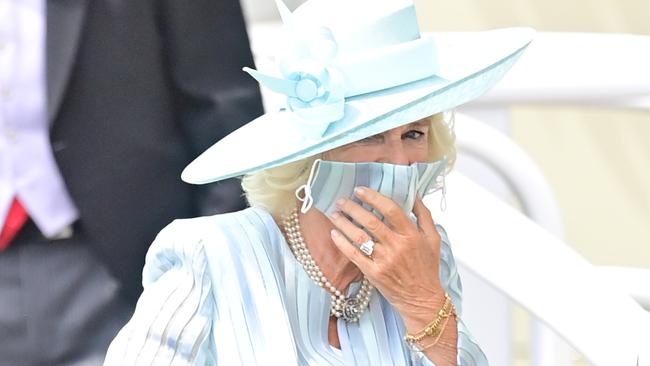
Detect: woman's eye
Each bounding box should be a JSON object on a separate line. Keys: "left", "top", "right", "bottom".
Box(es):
{"left": 404, "top": 130, "right": 425, "bottom": 140}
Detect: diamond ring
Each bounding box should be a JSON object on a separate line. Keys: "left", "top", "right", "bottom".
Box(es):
{"left": 359, "top": 239, "right": 376, "bottom": 257}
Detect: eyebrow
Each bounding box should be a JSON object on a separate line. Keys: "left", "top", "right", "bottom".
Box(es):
{"left": 362, "top": 120, "right": 430, "bottom": 140}
{"left": 406, "top": 120, "right": 430, "bottom": 128}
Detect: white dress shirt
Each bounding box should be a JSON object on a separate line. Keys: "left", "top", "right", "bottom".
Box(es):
{"left": 0, "top": 0, "right": 78, "bottom": 238}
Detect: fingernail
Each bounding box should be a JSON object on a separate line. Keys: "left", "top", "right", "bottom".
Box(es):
{"left": 330, "top": 211, "right": 341, "bottom": 220}
{"left": 354, "top": 186, "right": 365, "bottom": 196}
{"left": 330, "top": 229, "right": 340, "bottom": 238}
{"left": 336, "top": 198, "right": 345, "bottom": 207}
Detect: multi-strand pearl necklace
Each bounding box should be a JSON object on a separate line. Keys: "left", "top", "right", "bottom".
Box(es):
{"left": 282, "top": 209, "right": 373, "bottom": 323}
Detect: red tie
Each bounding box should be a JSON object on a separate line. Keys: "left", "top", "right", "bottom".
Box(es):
{"left": 0, "top": 198, "right": 29, "bottom": 251}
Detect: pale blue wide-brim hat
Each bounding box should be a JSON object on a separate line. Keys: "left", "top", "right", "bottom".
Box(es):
{"left": 182, "top": 0, "right": 534, "bottom": 184}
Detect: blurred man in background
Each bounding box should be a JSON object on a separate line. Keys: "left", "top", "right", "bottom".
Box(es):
{"left": 0, "top": 0, "right": 262, "bottom": 365}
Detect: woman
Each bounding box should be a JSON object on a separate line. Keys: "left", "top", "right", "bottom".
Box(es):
{"left": 104, "top": 0, "right": 533, "bottom": 364}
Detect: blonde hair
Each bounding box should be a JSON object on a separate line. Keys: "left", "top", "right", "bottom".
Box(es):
{"left": 241, "top": 112, "right": 456, "bottom": 216}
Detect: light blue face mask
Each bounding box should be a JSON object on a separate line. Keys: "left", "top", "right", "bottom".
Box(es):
{"left": 295, "top": 158, "right": 447, "bottom": 219}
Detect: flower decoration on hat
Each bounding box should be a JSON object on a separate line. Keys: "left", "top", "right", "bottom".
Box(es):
{"left": 244, "top": 26, "right": 345, "bottom": 139}
{"left": 241, "top": 0, "right": 445, "bottom": 141}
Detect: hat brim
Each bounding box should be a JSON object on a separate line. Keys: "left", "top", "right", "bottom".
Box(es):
{"left": 182, "top": 27, "right": 534, "bottom": 184}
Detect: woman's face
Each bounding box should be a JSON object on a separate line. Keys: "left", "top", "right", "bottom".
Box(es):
{"left": 323, "top": 119, "right": 430, "bottom": 164}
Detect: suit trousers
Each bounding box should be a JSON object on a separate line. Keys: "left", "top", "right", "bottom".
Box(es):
{"left": 0, "top": 222, "right": 132, "bottom": 366}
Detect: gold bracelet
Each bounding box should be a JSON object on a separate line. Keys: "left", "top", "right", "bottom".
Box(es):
{"left": 404, "top": 293, "right": 456, "bottom": 345}
{"left": 413, "top": 311, "right": 456, "bottom": 351}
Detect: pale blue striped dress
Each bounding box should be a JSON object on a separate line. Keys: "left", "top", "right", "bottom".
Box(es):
{"left": 104, "top": 207, "right": 488, "bottom": 365}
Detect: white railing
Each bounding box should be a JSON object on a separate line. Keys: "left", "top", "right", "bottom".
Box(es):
{"left": 452, "top": 112, "right": 571, "bottom": 366}
{"left": 424, "top": 167, "right": 650, "bottom": 366}
{"left": 458, "top": 31, "right": 650, "bottom": 366}
{"left": 450, "top": 113, "right": 650, "bottom": 366}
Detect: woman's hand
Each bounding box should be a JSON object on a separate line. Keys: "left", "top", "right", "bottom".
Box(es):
{"left": 329, "top": 186, "right": 458, "bottom": 365}
{"left": 329, "top": 186, "right": 445, "bottom": 327}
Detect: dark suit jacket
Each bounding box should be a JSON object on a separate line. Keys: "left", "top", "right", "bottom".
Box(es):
{"left": 47, "top": 0, "right": 263, "bottom": 304}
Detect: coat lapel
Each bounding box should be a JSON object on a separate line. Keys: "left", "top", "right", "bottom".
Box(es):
{"left": 46, "top": 0, "right": 88, "bottom": 124}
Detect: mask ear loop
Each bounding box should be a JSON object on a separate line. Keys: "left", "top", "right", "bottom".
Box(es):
{"left": 295, "top": 159, "right": 321, "bottom": 214}
{"left": 439, "top": 174, "right": 447, "bottom": 212}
